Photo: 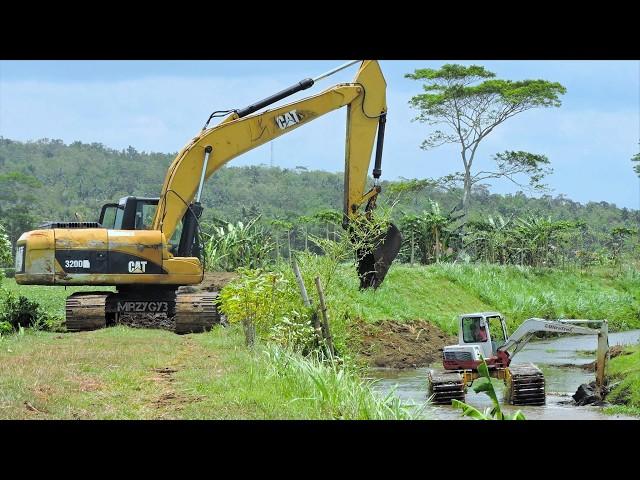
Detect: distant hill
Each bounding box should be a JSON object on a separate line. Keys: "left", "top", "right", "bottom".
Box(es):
{"left": 1, "top": 137, "right": 638, "bottom": 247}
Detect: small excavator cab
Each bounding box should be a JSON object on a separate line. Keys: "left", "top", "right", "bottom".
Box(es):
{"left": 459, "top": 312, "right": 508, "bottom": 358}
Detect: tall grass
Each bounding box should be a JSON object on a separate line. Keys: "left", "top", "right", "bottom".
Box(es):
{"left": 431, "top": 263, "right": 640, "bottom": 332}
{"left": 261, "top": 344, "right": 417, "bottom": 419}
{"left": 604, "top": 344, "right": 640, "bottom": 417}
{"left": 202, "top": 217, "right": 274, "bottom": 272}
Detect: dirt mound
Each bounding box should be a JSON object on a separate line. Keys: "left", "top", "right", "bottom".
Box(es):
{"left": 354, "top": 320, "right": 455, "bottom": 369}
{"left": 200, "top": 272, "right": 238, "bottom": 291}
{"left": 179, "top": 272, "right": 238, "bottom": 294}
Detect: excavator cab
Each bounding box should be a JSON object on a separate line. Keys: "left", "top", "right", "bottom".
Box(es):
{"left": 98, "top": 196, "right": 201, "bottom": 258}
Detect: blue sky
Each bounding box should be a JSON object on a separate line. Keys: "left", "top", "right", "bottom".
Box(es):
{"left": 1, "top": 60, "right": 638, "bottom": 209}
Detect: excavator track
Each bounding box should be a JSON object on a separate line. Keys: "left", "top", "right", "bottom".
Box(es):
{"left": 174, "top": 292, "right": 219, "bottom": 334}
{"left": 65, "top": 290, "right": 220, "bottom": 334}
{"left": 65, "top": 292, "right": 111, "bottom": 332}
{"left": 427, "top": 370, "right": 466, "bottom": 405}
{"left": 505, "top": 363, "right": 546, "bottom": 406}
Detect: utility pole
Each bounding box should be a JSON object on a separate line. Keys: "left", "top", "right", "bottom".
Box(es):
{"left": 270, "top": 141, "right": 274, "bottom": 168}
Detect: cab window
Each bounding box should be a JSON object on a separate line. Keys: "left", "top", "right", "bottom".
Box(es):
{"left": 462, "top": 317, "right": 488, "bottom": 343}
{"left": 101, "top": 206, "right": 118, "bottom": 229}
{"left": 135, "top": 202, "right": 157, "bottom": 230}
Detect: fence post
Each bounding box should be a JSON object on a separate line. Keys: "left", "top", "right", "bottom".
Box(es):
{"left": 292, "top": 259, "right": 322, "bottom": 344}
{"left": 314, "top": 276, "right": 334, "bottom": 356}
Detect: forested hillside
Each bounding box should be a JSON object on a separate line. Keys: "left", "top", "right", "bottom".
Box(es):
{"left": 1, "top": 137, "right": 638, "bottom": 252}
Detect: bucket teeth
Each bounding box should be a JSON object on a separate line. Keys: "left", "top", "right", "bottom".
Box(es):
{"left": 505, "top": 363, "right": 546, "bottom": 406}
{"left": 428, "top": 370, "right": 466, "bottom": 405}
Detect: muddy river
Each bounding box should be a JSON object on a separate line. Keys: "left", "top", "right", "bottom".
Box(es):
{"left": 369, "top": 329, "right": 640, "bottom": 420}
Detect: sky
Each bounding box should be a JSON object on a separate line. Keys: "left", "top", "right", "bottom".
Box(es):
{"left": 0, "top": 60, "right": 639, "bottom": 210}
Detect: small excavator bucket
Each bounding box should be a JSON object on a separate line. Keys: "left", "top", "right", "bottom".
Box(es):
{"left": 357, "top": 223, "right": 402, "bottom": 289}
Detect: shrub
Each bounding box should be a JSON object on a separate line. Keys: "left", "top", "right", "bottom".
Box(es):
{"left": 0, "top": 222, "right": 12, "bottom": 275}
{"left": 0, "top": 289, "right": 51, "bottom": 333}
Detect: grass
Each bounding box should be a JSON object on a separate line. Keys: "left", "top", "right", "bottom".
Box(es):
{"left": 603, "top": 344, "right": 640, "bottom": 417}
{"left": 0, "top": 324, "right": 413, "bottom": 419}
{"left": 430, "top": 263, "right": 640, "bottom": 333}
{"left": 1, "top": 281, "right": 114, "bottom": 329}
{"left": 2, "top": 261, "right": 639, "bottom": 419}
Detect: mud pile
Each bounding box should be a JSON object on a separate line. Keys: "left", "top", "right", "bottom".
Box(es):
{"left": 178, "top": 272, "right": 238, "bottom": 294}
{"left": 354, "top": 320, "right": 455, "bottom": 368}
{"left": 572, "top": 381, "right": 610, "bottom": 406}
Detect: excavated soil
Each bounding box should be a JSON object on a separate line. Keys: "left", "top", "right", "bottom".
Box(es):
{"left": 179, "top": 272, "right": 238, "bottom": 294}
{"left": 353, "top": 320, "right": 455, "bottom": 369}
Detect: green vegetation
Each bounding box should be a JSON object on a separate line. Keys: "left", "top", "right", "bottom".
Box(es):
{"left": 452, "top": 358, "right": 525, "bottom": 420}
{"left": 0, "top": 325, "right": 412, "bottom": 419}
{"left": 202, "top": 217, "right": 274, "bottom": 272}
{"left": 1, "top": 281, "right": 113, "bottom": 331}
{"left": 604, "top": 344, "right": 640, "bottom": 417}
{"left": 2, "top": 259, "right": 639, "bottom": 419}
{"left": 432, "top": 263, "right": 640, "bottom": 333}
{"left": 0, "top": 222, "right": 10, "bottom": 270}
{"left": 1, "top": 138, "right": 638, "bottom": 261}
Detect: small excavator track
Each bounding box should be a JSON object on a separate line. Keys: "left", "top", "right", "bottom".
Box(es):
{"left": 427, "top": 370, "right": 466, "bottom": 405}
{"left": 65, "top": 292, "right": 110, "bottom": 332}
{"left": 505, "top": 363, "right": 546, "bottom": 406}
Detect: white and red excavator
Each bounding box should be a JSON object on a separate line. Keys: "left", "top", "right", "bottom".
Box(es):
{"left": 428, "top": 312, "right": 609, "bottom": 406}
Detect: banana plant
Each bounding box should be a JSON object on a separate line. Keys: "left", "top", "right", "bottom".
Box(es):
{"left": 451, "top": 358, "right": 526, "bottom": 420}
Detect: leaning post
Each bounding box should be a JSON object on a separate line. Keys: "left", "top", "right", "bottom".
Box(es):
{"left": 595, "top": 319, "right": 609, "bottom": 400}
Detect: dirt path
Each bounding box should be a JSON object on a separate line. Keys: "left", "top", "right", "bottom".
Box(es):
{"left": 353, "top": 320, "right": 455, "bottom": 368}
{"left": 147, "top": 338, "right": 207, "bottom": 419}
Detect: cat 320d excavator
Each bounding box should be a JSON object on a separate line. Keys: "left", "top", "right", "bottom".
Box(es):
{"left": 14, "top": 60, "right": 402, "bottom": 333}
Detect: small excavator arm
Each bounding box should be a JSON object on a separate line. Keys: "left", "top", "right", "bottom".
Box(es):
{"left": 152, "top": 60, "right": 401, "bottom": 287}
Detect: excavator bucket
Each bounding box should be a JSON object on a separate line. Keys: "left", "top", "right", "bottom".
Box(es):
{"left": 357, "top": 223, "right": 402, "bottom": 289}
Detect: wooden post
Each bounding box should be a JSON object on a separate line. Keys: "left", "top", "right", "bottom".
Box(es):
{"left": 292, "top": 259, "right": 322, "bottom": 344}
{"left": 292, "top": 258, "right": 310, "bottom": 307}
{"left": 287, "top": 229, "right": 292, "bottom": 264}
{"left": 595, "top": 319, "right": 609, "bottom": 399}
{"left": 314, "top": 276, "right": 334, "bottom": 356}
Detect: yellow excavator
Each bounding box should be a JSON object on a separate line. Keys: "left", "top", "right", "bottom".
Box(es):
{"left": 14, "top": 60, "right": 402, "bottom": 333}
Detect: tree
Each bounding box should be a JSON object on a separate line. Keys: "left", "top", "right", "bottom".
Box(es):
{"left": 405, "top": 64, "right": 566, "bottom": 220}
{"left": 0, "top": 172, "right": 43, "bottom": 250}
{"left": 632, "top": 150, "right": 640, "bottom": 177}
{"left": 0, "top": 222, "right": 11, "bottom": 268}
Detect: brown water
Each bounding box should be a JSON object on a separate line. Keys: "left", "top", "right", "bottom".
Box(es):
{"left": 369, "top": 329, "right": 640, "bottom": 420}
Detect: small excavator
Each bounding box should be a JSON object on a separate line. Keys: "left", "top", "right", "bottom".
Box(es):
{"left": 14, "top": 60, "right": 402, "bottom": 333}
{"left": 428, "top": 312, "right": 609, "bottom": 406}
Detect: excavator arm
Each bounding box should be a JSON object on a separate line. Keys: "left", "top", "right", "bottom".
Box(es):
{"left": 152, "top": 60, "right": 400, "bottom": 288}
{"left": 499, "top": 318, "right": 607, "bottom": 358}
{"left": 154, "top": 61, "right": 385, "bottom": 240}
